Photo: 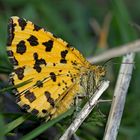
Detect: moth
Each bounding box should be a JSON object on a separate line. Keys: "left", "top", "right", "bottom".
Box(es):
{"left": 7, "top": 16, "right": 105, "bottom": 120}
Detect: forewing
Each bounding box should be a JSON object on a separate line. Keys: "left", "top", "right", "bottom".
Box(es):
{"left": 7, "top": 16, "right": 90, "bottom": 118}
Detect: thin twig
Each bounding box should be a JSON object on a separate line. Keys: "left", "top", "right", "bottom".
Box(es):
{"left": 87, "top": 40, "right": 140, "bottom": 63}
{"left": 103, "top": 52, "right": 135, "bottom": 140}
{"left": 59, "top": 80, "right": 110, "bottom": 140}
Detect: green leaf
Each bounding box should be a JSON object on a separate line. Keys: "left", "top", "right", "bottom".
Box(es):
{"left": 0, "top": 114, "right": 5, "bottom": 140}
{"left": 5, "top": 115, "right": 30, "bottom": 134}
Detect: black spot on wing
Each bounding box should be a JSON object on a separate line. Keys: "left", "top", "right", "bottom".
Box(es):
{"left": 7, "top": 50, "right": 13, "bottom": 56}
{"left": 66, "top": 44, "right": 70, "bottom": 48}
{"left": 60, "top": 59, "right": 67, "bottom": 64}
{"left": 33, "top": 52, "right": 38, "bottom": 60}
{"left": 22, "top": 104, "right": 30, "bottom": 110}
{"left": 34, "top": 64, "right": 41, "bottom": 73}
{"left": 42, "top": 40, "right": 53, "bottom": 52}
{"left": 33, "top": 52, "right": 47, "bottom": 73}
{"left": 16, "top": 40, "right": 26, "bottom": 54}
{"left": 9, "top": 57, "right": 18, "bottom": 66}
{"left": 9, "top": 78, "right": 14, "bottom": 85}
{"left": 12, "top": 88, "right": 18, "bottom": 95}
{"left": 18, "top": 18, "right": 27, "bottom": 30}
{"left": 15, "top": 66, "right": 25, "bottom": 80}
{"left": 35, "top": 80, "right": 43, "bottom": 88}
{"left": 50, "top": 72, "right": 56, "bottom": 82}
{"left": 16, "top": 96, "right": 21, "bottom": 103}
{"left": 71, "top": 78, "right": 74, "bottom": 82}
{"left": 60, "top": 50, "right": 68, "bottom": 64}
{"left": 33, "top": 24, "right": 42, "bottom": 31}
{"left": 7, "top": 18, "right": 16, "bottom": 46}
{"left": 42, "top": 109, "right": 48, "bottom": 114}
{"left": 71, "top": 60, "right": 78, "bottom": 66}
{"left": 44, "top": 91, "right": 55, "bottom": 107}
{"left": 61, "top": 50, "right": 68, "bottom": 58}
{"left": 27, "top": 35, "right": 38, "bottom": 46}
{"left": 24, "top": 90, "right": 36, "bottom": 103}
{"left": 31, "top": 109, "right": 39, "bottom": 115}
{"left": 33, "top": 61, "right": 42, "bottom": 73}
{"left": 62, "top": 80, "right": 67, "bottom": 85}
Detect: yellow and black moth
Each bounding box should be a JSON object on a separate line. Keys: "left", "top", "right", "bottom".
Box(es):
{"left": 7, "top": 16, "right": 105, "bottom": 120}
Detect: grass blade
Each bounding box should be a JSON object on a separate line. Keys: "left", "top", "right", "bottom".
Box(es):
{"left": 21, "top": 108, "right": 73, "bottom": 140}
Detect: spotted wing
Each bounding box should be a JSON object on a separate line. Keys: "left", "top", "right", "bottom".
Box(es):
{"left": 7, "top": 16, "right": 90, "bottom": 118}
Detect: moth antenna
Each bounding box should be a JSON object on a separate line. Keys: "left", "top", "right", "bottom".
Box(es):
{"left": 102, "top": 58, "right": 135, "bottom": 66}
{"left": 102, "top": 58, "right": 113, "bottom": 67}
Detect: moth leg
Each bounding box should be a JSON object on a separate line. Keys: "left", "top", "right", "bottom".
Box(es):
{"left": 72, "top": 93, "right": 87, "bottom": 120}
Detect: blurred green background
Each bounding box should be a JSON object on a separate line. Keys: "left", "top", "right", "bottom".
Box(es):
{"left": 0, "top": 0, "right": 140, "bottom": 140}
